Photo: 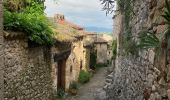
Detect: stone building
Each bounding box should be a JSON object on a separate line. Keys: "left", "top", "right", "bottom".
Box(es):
{"left": 50, "top": 14, "right": 92, "bottom": 91}
{"left": 94, "top": 34, "right": 113, "bottom": 65}
{"left": 95, "top": 37, "right": 108, "bottom": 64}
{"left": 3, "top": 14, "right": 94, "bottom": 99}
{"left": 2, "top": 12, "right": 93, "bottom": 99}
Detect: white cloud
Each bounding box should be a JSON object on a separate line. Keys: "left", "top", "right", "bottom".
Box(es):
{"left": 45, "top": 0, "right": 113, "bottom": 31}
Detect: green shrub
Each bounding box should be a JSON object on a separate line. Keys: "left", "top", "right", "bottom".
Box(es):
{"left": 78, "top": 70, "right": 91, "bottom": 84}
{"left": 57, "top": 88, "right": 65, "bottom": 98}
{"left": 3, "top": 2, "right": 54, "bottom": 45}
{"left": 69, "top": 81, "right": 80, "bottom": 90}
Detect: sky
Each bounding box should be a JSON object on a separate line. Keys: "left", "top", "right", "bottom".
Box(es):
{"left": 44, "top": 0, "right": 113, "bottom": 32}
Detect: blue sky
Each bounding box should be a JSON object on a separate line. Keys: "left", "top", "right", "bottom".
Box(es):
{"left": 44, "top": 0, "right": 113, "bottom": 32}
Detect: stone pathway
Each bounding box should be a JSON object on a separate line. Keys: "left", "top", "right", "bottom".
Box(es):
{"left": 66, "top": 67, "right": 108, "bottom": 100}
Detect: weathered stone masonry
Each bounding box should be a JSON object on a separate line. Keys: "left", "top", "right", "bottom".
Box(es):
{"left": 4, "top": 35, "right": 53, "bottom": 100}
{"left": 102, "top": 0, "right": 170, "bottom": 100}
{"left": 0, "top": 0, "right": 4, "bottom": 100}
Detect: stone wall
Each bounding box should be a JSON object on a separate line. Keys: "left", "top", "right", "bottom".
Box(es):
{"left": 102, "top": 0, "right": 169, "bottom": 100}
{"left": 83, "top": 47, "right": 90, "bottom": 71}
{"left": 4, "top": 37, "right": 53, "bottom": 100}
{"left": 96, "top": 44, "right": 108, "bottom": 64}
{"left": 65, "top": 49, "right": 79, "bottom": 90}
{"left": 107, "top": 49, "right": 113, "bottom": 62}
{"left": 0, "top": 0, "right": 3, "bottom": 100}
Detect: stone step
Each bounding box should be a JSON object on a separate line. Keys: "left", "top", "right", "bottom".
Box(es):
{"left": 105, "top": 82, "right": 111, "bottom": 86}
{"left": 103, "top": 85, "right": 108, "bottom": 90}
{"left": 105, "top": 79, "right": 112, "bottom": 83}
{"left": 107, "top": 74, "right": 113, "bottom": 79}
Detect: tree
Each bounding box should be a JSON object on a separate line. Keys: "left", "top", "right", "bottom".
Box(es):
{"left": 100, "top": 0, "right": 115, "bottom": 15}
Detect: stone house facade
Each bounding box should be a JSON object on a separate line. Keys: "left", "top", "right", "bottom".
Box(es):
{"left": 94, "top": 34, "right": 113, "bottom": 65}
{"left": 95, "top": 37, "right": 108, "bottom": 64}
{"left": 50, "top": 14, "right": 92, "bottom": 91}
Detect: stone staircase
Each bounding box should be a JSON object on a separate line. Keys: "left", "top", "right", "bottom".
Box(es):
{"left": 103, "top": 72, "right": 114, "bottom": 90}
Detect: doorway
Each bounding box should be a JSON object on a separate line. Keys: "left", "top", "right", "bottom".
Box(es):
{"left": 57, "top": 59, "right": 66, "bottom": 91}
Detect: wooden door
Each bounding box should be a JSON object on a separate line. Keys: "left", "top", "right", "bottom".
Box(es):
{"left": 57, "top": 59, "right": 66, "bottom": 90}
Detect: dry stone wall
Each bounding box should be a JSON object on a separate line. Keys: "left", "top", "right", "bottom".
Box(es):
{"left": 97, "top": 0, "right": 170, "bottom": 100}
{"left": 0, "top": 0, "right": 4, "bottom": 100}
{"left": 4, "top": 38, "right": 53, "bottom": 100}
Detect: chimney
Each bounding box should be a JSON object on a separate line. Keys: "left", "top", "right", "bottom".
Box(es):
{"left": 54, "top": 14, "right": 65, "bottom": 24}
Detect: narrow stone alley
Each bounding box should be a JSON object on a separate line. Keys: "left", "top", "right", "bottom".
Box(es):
{"left": 67, "top": 67, "right": 108, "bottom": 100}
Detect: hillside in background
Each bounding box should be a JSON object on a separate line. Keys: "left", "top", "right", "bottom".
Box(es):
{"left": 86, "top": 26, "right": 112, "bottom": 33}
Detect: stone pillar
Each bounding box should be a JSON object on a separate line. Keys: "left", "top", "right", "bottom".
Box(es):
{"left": 0, "top": 0, "right": 4, "bottom": 100}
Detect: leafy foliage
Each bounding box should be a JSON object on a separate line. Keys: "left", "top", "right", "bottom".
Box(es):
{"left": 162, "top": 0, "right": 170, "bottom": 30}
{"left": 138, "top": 0, "right": 170, "bottom": 50}
{"left": 78, "top": 70, "right": 91, "bottom": 84}
{"left": 122, "top": 39, "right": 139, "bottom": 56}
{"left": 69, "top": 81, "right": 80, "bottom": 90}
{"left": 4, "top": 1, "right": 54, "bottom": 45}
{"left": 4, "top": 0, "right": 45, "bottom": 12}
{"left": 138, "top": 32, "right": 161, "bottom": 49}
{"left": 56, "top": 88, "right": 65, "bottom": 98}
{"left": 100, "top": 0, "right": 115, "bottom": 15}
